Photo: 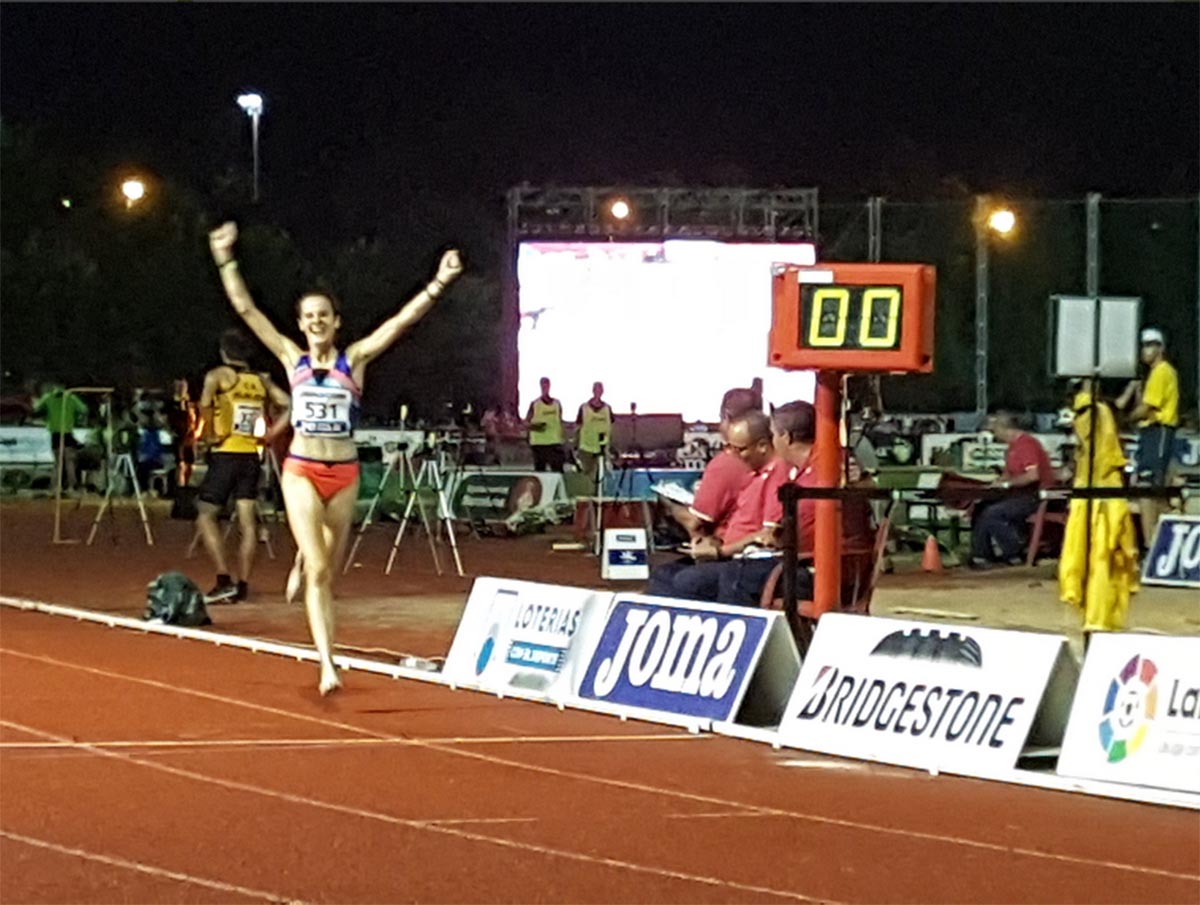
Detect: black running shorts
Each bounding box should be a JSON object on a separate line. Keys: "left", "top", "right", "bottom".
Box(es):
{"left": 198, "top": 452, "right": 261, "bottom": 505}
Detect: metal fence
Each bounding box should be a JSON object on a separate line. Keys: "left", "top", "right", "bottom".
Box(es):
{"left": 816, "top": 197, "right": 1199, "bottom": 419}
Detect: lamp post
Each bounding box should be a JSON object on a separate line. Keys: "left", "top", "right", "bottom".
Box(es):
{"left": 236, "top": 92, "right": 264, "bottom": 203}
{"left": 973, "top": 196, "right": 1017, "bottom": 420}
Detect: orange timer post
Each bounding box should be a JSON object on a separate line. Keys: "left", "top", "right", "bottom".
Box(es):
{"left": 769, "top": 263, "right": 936, "bottom": 374}
{"left": 768, "top": 261, "right": 936, "bottom": 623}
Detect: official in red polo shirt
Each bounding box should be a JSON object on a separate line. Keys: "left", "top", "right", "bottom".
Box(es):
{"left": 658, "top": 387, "right": 760, "bottom": 544}
{"left": 761, "top": 402, "right": 876, "bottom": 550}
{"left": 646, "top": 410, "right": 778, "bottom": 602}
{"left": 734, "top": 401, "right": 877, "bottom": 608}
{"left": 969, "top": 412, "right": 1055, "bottom": 569}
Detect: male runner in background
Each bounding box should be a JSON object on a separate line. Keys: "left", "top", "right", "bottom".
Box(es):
{"left": 195, "top": 328, "right": 288, "bottom": 602}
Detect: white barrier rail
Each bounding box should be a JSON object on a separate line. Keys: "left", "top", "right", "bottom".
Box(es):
{"left": 0, "top": 595, "right": 452, "bottom": 686}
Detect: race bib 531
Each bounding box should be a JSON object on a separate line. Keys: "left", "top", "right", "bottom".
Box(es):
{"left": 293, "top": 385, "right": 352, "bottom": 438}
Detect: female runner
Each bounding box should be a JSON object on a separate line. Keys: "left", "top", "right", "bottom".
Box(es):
{"left": 208, "top": 222, "right": 463, "bottom": 693}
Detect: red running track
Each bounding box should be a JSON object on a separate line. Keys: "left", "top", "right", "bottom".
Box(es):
{"left": 2, "top": 608, "right": 1197, "bottom": 904}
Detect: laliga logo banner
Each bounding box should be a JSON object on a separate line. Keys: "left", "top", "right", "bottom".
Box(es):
{"left": 1057, "top": 633, "right": 1200, "bottom": 794}
{"left": 442, "top": 578, "right": 613, "bottom": 700}
{"left": 1142, "top": 515, "right": 1200, "bottom": 588}
{"left": 777, "top": 615, "right": 1079, "bottom": 777}
{"left": 576, "top": 595, "right": 798, "bottom": 724}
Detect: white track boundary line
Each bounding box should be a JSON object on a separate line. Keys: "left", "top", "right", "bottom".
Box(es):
{"left": 4, "top": 648, "right": 1198, "bottom": 884}
{"left": 0, "top": 828, "right": 302, "bottom": 903}
{"left": 0, "top": 718, "right": 828, "bottom": 904}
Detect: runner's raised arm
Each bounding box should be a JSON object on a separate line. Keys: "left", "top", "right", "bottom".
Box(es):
{"left": 209, "top": 222, "right": 301, "bottom": 366}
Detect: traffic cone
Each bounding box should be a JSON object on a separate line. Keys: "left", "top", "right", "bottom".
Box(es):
{"left": 922, "top": 534, "right": 943, "bottom": 573}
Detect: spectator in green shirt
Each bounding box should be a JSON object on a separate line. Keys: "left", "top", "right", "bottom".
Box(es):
{"left": 33, "top": 383, "right": 88, "bottom": 493}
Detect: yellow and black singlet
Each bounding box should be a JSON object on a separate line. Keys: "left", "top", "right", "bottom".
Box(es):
{"left": 213, "top": 369, "right": 267, "bottom": 454}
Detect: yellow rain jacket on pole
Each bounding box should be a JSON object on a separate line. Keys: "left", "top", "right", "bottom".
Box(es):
{"left": 1058, "top": 392, "right": 1140, "bottom": 631}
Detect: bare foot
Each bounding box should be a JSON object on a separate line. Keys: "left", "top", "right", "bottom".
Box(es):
{"left": 318, "top": 662, "right": 341, "bottom": 696}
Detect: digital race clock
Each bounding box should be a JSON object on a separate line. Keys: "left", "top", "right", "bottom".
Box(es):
{"left": 768, "top": 262, "right": 937, "bottom": 373}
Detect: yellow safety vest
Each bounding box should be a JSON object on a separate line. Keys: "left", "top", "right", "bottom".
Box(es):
{"left": 529, "top": 398, "right": 564, "bottom": 446}
{"left": 578, "top": 402, "right": 613, "bottom": 454}
{"left": 214, "top": 370, "right": 267, "bottom": 454}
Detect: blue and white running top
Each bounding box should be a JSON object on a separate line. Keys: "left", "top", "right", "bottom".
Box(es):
{"left": 289, "top": 352, "right": 362, "bottom": 439}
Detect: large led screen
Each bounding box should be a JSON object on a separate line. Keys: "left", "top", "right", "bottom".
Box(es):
{"left": 517, "top": 241, "right": 818, "bottom": 422}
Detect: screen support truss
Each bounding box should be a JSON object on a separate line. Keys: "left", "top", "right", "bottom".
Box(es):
{"left": 507, "top": 185, "right": 819, "bottom": 241}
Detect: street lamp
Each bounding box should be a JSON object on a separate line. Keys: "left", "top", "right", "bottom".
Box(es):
{"left": 986, "top": 208, "right": 1016, "bottom": 235}
{"left": 236, "top": 91, "right": 264, "bottom": 203}
{"left": 974, "top": 197, "right": 1018, "bottom": 420}
{"left": 121, "top": 178, "right": 146, "bottom": 210}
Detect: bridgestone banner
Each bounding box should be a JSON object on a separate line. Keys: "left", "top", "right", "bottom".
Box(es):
{"left": 777, "top": 615, "right": 1078, "bottom": 777}
{"left": 1057, "top": 632, "right": 1200, "bottom": 794}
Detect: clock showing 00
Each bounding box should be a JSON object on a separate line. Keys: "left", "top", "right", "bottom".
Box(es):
{"left": 769, "top": 262, "right": 937, "bottom": 374}
{"left": 802, "top": 284, "right": 903, "bottom": 350}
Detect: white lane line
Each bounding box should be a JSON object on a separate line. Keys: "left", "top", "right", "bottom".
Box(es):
{"left": 777, "top": 759, "right": 870, "bottom": 770}
{"left": 664, "top": 811, "right": 765, "bottom": 820}
{"left": 0, "top": 718, "right": 827, "bottom": 904}
{"left": 0, "top": 732, "right": 705, "bottom": 751}
{"left": 421, "top": 817, "right": 539, "bottom": 827}
{"left": 0, "top": 828, "right": 302, "bottom": 903}
{"left": 4, "top": 647, "right": 1199, "bottom": 884}
{"left": 776, "top": 759, "right": 904, "bottom": 774}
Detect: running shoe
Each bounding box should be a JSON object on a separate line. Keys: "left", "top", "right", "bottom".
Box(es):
{"left": 205, "top": 577, "right": 238, "bottom": 604}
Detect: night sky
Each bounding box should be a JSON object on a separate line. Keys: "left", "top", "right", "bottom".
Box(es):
{"left": 2, "top": 3, "right": 1197, "bottom": 246}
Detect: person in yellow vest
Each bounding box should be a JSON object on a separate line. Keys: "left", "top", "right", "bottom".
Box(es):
{"left": 575, "top": 381, "right": 613, "bottom": 488}
{"left": 1116, "top": 327, "right": 1180, "bottom": 541}
{"left": 1059, "top": 381, "right": 1139, "bottom": 645}
{"left": 195, "top": 329, "right": 289, "bottom": 602}
{"left": 525, "top": 376, "right": 565, "bottom": 472}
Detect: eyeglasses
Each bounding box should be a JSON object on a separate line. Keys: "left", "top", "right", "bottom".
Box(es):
{"left": 727, "top": 441, "right": 767, "bottom": 453}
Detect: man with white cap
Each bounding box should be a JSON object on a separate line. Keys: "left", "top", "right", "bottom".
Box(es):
{"left": 1116, "top": 327, "right": 1179, "bottom": 538}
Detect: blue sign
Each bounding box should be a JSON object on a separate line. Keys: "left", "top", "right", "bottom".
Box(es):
{"left": 506, "top": 640, "right": 567, "bottom": 671}
{"left": 1143, "top": 516, "right": 1200, "bottom": 588}
{"left": 579, "top": 597, "right": 768, "bottom": 720}
{"left": 607, "top": 548, "right": 647, "bottom": 567}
